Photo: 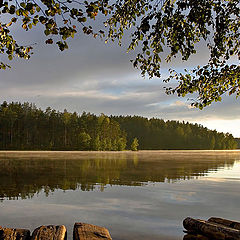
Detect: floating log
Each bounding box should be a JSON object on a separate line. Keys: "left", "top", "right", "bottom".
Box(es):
{"left": 183, "top": 217, "right": 240, "bottom": 240}
{"left": 73, "top": 223, "right": 112, "bottom": 240}
{"left": 31, "top": 225, "right": 66, "bottom": 240}
{"left": 0, "top": 226, "right": 30, "bottom": 240}
{"left": 208, "top": 217, "right": 240, "bottom": 231}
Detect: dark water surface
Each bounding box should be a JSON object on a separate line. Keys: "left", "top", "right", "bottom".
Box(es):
{"left": 0, "top": 150, "right": 240, "bottom": 240}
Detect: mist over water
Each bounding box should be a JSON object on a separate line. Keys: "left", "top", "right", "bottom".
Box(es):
{"left": 0, "top": 151, "right": 240, "bottom": 240}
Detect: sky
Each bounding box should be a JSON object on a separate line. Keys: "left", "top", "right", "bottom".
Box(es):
{"left": 1, "top": 16, "right": 240, "bottom": 137}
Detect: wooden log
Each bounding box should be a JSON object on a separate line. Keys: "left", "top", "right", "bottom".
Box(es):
{"left": 31, "top": 225, "right": 66, "bottom": 240}
{"left": 73, "top": 223, "right": 112, "bottom": 240}
{"left": 208, "top": 218, "right": 240, "bottom": 231}
{"left": 183, "top": 234, "right": 210, "bottom": 240}
{"left": 183, "top": 217, "right": 240, "bottom": 240}
{"left": 0, "top": 226, "right": 30, "bottom": 240}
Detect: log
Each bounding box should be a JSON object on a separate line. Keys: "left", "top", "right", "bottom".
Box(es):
{"left": 0, "top": 226, "right": 30, "bottom": 240}
{"left": 183, "top": 217, "right": 240, "bottom": 240}
{"left": 31, "top": 225, "right": 66, "bottom": 240}
{"left": 183, "top": 234, "right": 210, "bottom": 240}
{"left": 73, "top": 223, "right": 112, "bottom": 240}
{"left": 208, "top": 218, "right": 240, "bottom": 231}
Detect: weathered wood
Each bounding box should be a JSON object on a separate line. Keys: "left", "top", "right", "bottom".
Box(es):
{"left": 73, "top": 223, "right": 112, "bottom": 240}
{"left": 31, "top": 225, "right": 66, "bottom": 240}
{"left": 208, "top": 217, "right": 240, "bottom": 231}
{"left": 183, "top": 234, "right": 210, "bottom": 240}
{"left": 183, "top": 217, "right": 240, "bottom": 240}
{"left": 0, "top": 226, "right": 30, "bottom": 240}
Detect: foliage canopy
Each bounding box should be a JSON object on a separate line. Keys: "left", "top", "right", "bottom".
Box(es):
{"left": 0, "top": 101, "right": 237, "bottom": 150}
{"left": 131, "top": 137, "right": 139, "bottom": 151}
{"left": 0, "top": 0, "right": 239, "bottom": 108}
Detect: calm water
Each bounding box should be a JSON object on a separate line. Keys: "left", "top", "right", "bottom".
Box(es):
{"left": 0, "top": 150, "right": 240, "bottom": 240}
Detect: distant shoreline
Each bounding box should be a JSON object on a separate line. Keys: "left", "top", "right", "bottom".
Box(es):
{"left": 0, "top": 149, "right": 240, "bottom": 159}
{"left": 1, "top": 102, "right": 237, "bottom": 151}
{"left": 0, "top": 149, "right": 240, "bottom": 152}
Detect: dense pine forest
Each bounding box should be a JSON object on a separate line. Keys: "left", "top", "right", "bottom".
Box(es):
{"left": 0, "top": 101, "right": 237, "bottom": 150}
{"left": 113, "top": 116, "right": 238, "bottom": 150}
{"left": 235, "top": 138, "right": 240, "bottom": 149}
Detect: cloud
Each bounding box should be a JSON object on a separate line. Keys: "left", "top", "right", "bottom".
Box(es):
{"left": 170, "top": 100, "right": 188, "bottom": 107}
{"left": 1, "top": 18, "right": 239, "bottom": 137}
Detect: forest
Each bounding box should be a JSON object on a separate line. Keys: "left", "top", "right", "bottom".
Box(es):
{"left": 0, "top": 101, "right": 237, "bottom": 150}
{"left": 113, "top": 116, "right": 238, "bottom": 150}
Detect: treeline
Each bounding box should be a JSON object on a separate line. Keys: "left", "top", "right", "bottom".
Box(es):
{"left": 0, "top": 101, "right": 126, "bottom": 150}
{"left": 113, "top": 116, "right": 237, "bottom": 150}
{"left": 0, "top": 101, "right": 237, "bottom": 150}
{"left": 234, "top": 138, "right": 240, "bottom": 149}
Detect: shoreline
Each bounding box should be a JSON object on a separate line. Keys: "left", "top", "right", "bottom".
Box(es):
{"left": 0, "top": 149, "right": 240, "bottom": 153}
{"left": 0, "top": 149, "right": 240, "bottom": 160}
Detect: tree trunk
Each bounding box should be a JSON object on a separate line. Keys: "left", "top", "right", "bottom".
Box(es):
{"left": 64, "top": 125, "right": 67, "bottom": 147}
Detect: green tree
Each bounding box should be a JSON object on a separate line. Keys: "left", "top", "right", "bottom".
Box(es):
{"left": 0, "top": 101, "right": 237, "bottom": 150}
{"left": 131, "top": 138, "right": 139, "bottom": 151}
{"left": 78, "top": 132, "right": 91, "bottom": 150}
{"left": 117, "top": 137, "right": 127, "bottom": 151}
{"left": 106, "top": 139, "right": 112, "bottom": 151}
{"left": 112, "top": 139, "right": 118, "bottom": 151}
{"left": 62, "top": 109, "right": 71, "bottom": 148}
{"left": 92, "top": 135, "right": 101, "bottom": 151}
{"left": 106, "top": 0, "right": 240, "bottom": 108}
{"left": 101, "top": 138, "right": 107, "bottom": 151}
{"left": 209, "top": 136, "right": 216, "bottom": 150}
{"left": 0, "top": 0, "right": 239, "bottom": 108}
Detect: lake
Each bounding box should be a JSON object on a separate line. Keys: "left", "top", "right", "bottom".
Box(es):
{"left": 0, "top": 150, "right": 240, "bottom": 240}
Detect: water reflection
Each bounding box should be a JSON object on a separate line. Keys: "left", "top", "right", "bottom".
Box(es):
{"left": 0, "top": 151, "right": 238, "bottom": 200}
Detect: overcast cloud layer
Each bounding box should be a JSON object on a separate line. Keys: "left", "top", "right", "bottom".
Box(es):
{"left": 1, "top": 23, "right": 240, "bottom": 137}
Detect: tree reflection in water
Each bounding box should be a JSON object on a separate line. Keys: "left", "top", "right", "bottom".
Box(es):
{"left": 0, "top": 151, "right": 238, "bottom": 201}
